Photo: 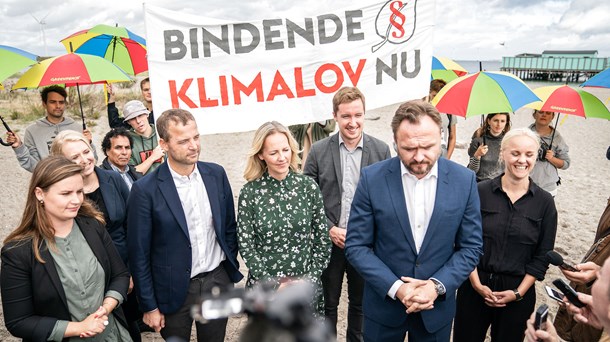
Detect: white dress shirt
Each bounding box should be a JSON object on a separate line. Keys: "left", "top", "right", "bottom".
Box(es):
{"left": 388, "top": 161, "right": 439, "bottom": 299}
{"left": 168, "top": 161, "right": 225, "bottom": 278}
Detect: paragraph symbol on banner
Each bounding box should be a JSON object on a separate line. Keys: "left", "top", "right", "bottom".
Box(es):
{"left": 372, "top": 0, "right": 418, "bottom": 52}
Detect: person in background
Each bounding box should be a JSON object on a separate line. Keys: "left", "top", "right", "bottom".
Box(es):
{"left": 529, "top": 110, "right": 570, "bottom": 196}
{"left": 1, "top": 156, "right": 131, "bottom": 341}
{"left": 107, "top": 77, "right": 155, "bottom": 128}
{"left": 127, "top": 109, "right": 243, "bottom": 341}
{"left": 424, "top": 79, "right": 457, "bottom": 159}
{"left": 467, "top": 113, "right": 512, "bottom": 181}
{"left": 122, "top": 100, "right": 165, "bottom": 175}
{"left": 5, "top": 85, "right": 95, "bottom": 172}
{"left": 289, "top": 119, "right": 336, "bottom": 167}
{"left": 344, "top": 100, "right": 483, "bottom": 341}
{"left": 238, "top": 121, "right": 330, "bottom": 313}
{"left": 454, "top": 128, "right": 558, "bottom": 342}
{"left": 50, "top": 130, "right": 142, "bottom": 341}
{"left": 303, "top": 87, "right": 390, "bottom": 340}
{"left": 100, "top": 127, "right": 143, "bottom": 190}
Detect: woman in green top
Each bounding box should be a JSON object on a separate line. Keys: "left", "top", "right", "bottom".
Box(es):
{"left": 1, "top": 157, "right": 131, "bottom": 341}
{"left": 237, "top": 121, "right": 331, "bottom": 313}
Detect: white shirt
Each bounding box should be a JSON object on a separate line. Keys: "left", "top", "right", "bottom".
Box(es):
{"left": 168, "top": 161, "right": 225, "bottom": 278}
{"left": 388, "top": 161, "right": 439, "bottom": 299}
{"left": 401, "top": 161, "right": 438, "bottom": 253}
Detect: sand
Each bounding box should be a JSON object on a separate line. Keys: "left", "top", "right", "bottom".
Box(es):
{"left": 0, "top": 92, "right": 609, "bottom": 341}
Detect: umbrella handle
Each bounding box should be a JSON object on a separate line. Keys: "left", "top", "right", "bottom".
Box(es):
{"left": 0, "top": 115, "right": 13, "bottom": 147}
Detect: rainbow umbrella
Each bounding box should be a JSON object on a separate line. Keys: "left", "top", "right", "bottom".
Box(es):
{"left": 526, "top": 85, "right": 610, "bottom": 120}
{"left": 14, "top": 52, "right": 131, "bottom": 128}
{"left": 581, "top": 68, "right": 610, "bottom": 88}
{"left": 0, "top": 45, "right": 39, "bottom": 87}
{"left": 61, "top": 24, "right": 147, "bottom": 75}
{"left": 431, "top": 71, "right": 539, "bottom": 118}
{"left": 431, "top": 56, "right": 467, "bottom": 82}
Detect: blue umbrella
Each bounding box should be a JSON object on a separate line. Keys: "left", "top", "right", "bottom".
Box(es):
{"left": 581, "top": 68, "right": 610, "bottom": 88}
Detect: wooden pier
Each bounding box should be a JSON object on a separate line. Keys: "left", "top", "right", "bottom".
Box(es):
{"left": 501, "top": 50, "right": 609, "bottom": 83}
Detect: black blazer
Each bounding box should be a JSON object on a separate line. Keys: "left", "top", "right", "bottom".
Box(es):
{"left": 1, "top": 216, "right": 129, "bottom": 341}
{"left": 95, "top": 166, "right": 131, "bottom": 264}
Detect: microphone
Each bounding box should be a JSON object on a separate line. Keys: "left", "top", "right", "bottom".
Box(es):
{"left": 546, "top": 251, "right": 579, "bottom": 272}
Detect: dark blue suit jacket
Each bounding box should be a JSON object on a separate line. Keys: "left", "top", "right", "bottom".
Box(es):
{"left": 345, "top": 157, "right": 483, "bottom": 333}
{"left": 127, "top": 161, "right": 243, "bottom": 314}
{"left": 95, "top": 166, "right": 130, "bottom": 264}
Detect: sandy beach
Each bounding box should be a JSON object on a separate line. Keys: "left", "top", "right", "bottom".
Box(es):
{"left": 0, "top": 86, "right": 609, "bottom": 341}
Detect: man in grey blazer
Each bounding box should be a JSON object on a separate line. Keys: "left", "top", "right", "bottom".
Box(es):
{"left": 303, "top": 86, "right": 391, "bottom": 341}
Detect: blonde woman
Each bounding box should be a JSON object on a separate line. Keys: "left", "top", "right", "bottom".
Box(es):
{"left": 454, "top": 128, "right": 558, "bottom": 342}
{"left": 237, "top": 121, "right": 330, "bottom": 313}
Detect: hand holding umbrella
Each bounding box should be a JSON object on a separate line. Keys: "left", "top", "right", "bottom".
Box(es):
{"left": 0, "top": 115, "right": 14, "bottom": 147}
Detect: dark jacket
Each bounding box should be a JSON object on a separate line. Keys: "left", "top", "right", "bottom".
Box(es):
{"left": 94, "top": 166, "right": 131, "bottom": 264}
{"left": 1, "top": 216, "right": 130, "bottom": 341}
{"left": 127, "top": 161, "right": 243, "bottom": 314}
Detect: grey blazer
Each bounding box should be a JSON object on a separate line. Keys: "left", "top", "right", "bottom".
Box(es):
{"left": 303, "top": 132, "right": 391, "bottom": 229}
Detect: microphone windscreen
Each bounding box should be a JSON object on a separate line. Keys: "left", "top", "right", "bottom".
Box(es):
{"left": 546, "top": 250, "right": 563, "bottom": 266}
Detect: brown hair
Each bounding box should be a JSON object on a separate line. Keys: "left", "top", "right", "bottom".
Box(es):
{"left": 156, "top": 108, "right": 195, "bottom": 141}
{"left": 391, "top": 100, "right": 442, "bottom": 137}
{"left": 332, "top": 87, "right": 365, "bottom": 114}
{"left": 473, "top": 113, "right": 512, "bottom": 138}
{"left": 429, "top": 79, "right": 447, "bottom": 93}
{"left": 243, "top": 121, "right": 300, "bottom": 181}
{"left": 4, "top": 156, "right": 104, "bottom": 263}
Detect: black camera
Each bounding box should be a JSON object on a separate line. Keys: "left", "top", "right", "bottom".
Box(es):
{"left": 538, "top": 141, "right": 551, "bottom": 161}
{"left": 192, "top": 280, "right": 334, "bottom": 342}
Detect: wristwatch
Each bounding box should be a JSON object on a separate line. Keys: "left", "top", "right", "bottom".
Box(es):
{"left": 430, "top": 279, "right": 446, "bottom": 296}
{"left": 513, "top": 289, "right": 523, "bottom": 301}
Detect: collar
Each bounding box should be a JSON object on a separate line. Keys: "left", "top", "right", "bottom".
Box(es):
{"left": 338, "top": 133, "right": 364, "bottom": 150}
{"left": 109, "top": 162, "right": 128, "bottom": 174}
{"left": 400, "top": 160, "right": 438, "bottom": 181}
{"left": 490, "top": 174, "right": 538, "bottom": 197}
{"left": 168, "top": 160, "right": 199, "bottom": 183}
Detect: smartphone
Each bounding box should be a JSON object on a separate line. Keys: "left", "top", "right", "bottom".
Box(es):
{"left": 534, "top": 304, "right": 549, "bottom": 330}
{"left": 553, "top": 278, "right": 585, "bottom": 308}
{"left": 545, "top": 285, "right": 564, "bottom": 302}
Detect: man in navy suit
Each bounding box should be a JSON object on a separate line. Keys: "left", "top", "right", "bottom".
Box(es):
{"left": 345, "top": 100, "right": 483, "bottom": 341}
{"left": 127, "top": 109, "right": 243, "bottom": 341}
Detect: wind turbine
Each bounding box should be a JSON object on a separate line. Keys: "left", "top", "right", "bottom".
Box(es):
{"left": 30, "top": 12, "right": 50, "bottom": 56}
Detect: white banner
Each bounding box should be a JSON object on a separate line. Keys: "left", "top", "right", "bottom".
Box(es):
{"left": 144, "top": 1, "right": 435, "bottom": 134}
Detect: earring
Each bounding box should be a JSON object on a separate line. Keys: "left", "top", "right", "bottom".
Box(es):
{"left": 39, "top": 199, "right": 44, "bottom": 205}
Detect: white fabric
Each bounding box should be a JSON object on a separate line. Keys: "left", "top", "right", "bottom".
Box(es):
{"left": 400, "top": 162, "right": 438, "bottom": 253}
{"left": 168, "top": 161, "right": 225, "bottom": 277}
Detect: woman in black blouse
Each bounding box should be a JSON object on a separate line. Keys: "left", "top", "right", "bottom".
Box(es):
{"left": 453, "top": 128, "right": 558, "bottom": 342}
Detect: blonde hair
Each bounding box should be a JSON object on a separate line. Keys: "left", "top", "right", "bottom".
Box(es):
{"left": 498, "top": 128, "right": 541, "bottom": 168}
{"left": 243, "top": 121, "right": 300, "bottom": 181}
{"left": 50, "top": 130, "right": 93, "bottom": 157}
{"left": 4, "top": 156, "right": 104, "bottom": 263}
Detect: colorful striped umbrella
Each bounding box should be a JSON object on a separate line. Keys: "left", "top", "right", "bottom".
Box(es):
{"left": 526, "top": 85, "right": 610, "bottom": 120}
{"left": 431, "top": 56, "right": 467, "bottom": 82}
{"left": 431, "top": 71, "right": 540, "bottom": 117}
{"left": 14, "top": 53, "right": 131, "bottom": 128}
{"left": 581, "top": 68, "right": 610, "bottom": 88}
{"left": 60, "top": 24, "right": 147, "bottom": 75}
{"left": 0, "top": 45, "right": 38, "bottom": 86}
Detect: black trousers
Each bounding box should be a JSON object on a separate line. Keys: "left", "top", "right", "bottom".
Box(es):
{"left": 453, "top": 271, "right": 536, "bottom": 342}
{"left": 363, "top": 312, "right": 451, "bottom": 342}
{"left": 161, "top": 265, "right": 232, "bottom": 342}
{"left": 322, "top": 244, "right": 364, "bottom": 342}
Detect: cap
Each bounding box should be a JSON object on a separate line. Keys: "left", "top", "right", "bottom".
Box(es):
{"left": 123, "top": 100, "right": 150, "bottom": 122}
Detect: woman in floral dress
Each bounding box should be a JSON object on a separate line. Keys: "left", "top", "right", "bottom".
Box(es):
{"left": 237, "top": 121, "right": 331, "bottom": 313}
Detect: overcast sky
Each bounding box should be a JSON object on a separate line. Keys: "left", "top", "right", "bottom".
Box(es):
{"left": 1, "top": 0, "right": 609, "bottom": 61}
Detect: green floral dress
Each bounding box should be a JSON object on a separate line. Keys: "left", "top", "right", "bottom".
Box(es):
{"left": 237, "top": 171, "right": 331, "bottom": 313}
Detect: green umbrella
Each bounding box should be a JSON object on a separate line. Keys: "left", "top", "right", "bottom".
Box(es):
{"left": 0, "top": 45, "right": 38, "bottom": 86}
